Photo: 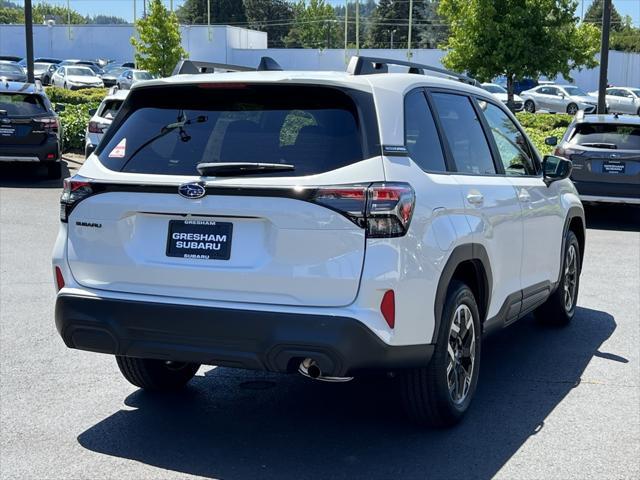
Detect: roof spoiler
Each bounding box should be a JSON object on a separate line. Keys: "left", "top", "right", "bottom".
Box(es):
{"left": 346, "top": 56, "right": 480, "bottom": 86}
{"left": 172, "top": 56, "right": 283, "bottom": 76}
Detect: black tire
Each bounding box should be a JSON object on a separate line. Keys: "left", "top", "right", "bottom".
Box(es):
{"left": 566, "top": 103, "right": 579, "bottom": 115}
{"left": 636, "top": 106, "right": 640, "bottom": 116}
{"left": 116, "top": 356, "right": 200, "bottom": 391}
{"left": 535, "top": 230, "right": 581, "bottom": 326}
{"left": 63, "top": 82, "right": 67, "bottom": 90}
{"left": 46, "top": 162, "right": 62, "bottom": 180}
{"left": 400, "top": 280, "right": 482, "bottom": 427}
{"left": 524, "top": 100, "right": 535, "bottom": 113}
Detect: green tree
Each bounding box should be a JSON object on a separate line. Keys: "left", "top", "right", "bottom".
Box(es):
{"left": 176, "top": 0, "right": 246, "bottom": 25}
{"left": 439, "top": 0, "right": 600, "bottom": 106}
{"left": 284, "top": 0, "right": 341, "bottom": 49}
{"left": 367, "top": 0, "right": 425, "bottom": 49}
{"left": 88, "top": 15, "right": 128, "bottom": 25}
{"left": 0, "top": 6, "right": 22, "bottom": 23}
{"left": 131, "top": 0, "right": 187, "bottom": 77}
{"left": 32, "top": 3, "right": 87, "bottom": 24}
{"left": 334, "top": 0, "right": 376, "bottom": 48}
{"left": 583, "top": 0, "right": 623, "bottom": 32}
{"left": 417, "top": 0, "right": 449, "bottom": 49}
{"left": 243, "top": 0, "right": 293, "bottom": 47}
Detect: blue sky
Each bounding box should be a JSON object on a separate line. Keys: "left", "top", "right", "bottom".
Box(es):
{"left": 20, "top": 0, "right": 640, "bottom": 26}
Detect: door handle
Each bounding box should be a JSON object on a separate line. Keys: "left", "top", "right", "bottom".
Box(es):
{"left": 518, "top": 189, "right": 531, "bottom": 203}
{"left": 466, "top": 191, "right": 484, "bottom": 206}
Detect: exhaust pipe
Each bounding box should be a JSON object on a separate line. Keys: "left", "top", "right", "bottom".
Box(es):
{"left": 298, "top": 358, "right": 353, "bottom": 383}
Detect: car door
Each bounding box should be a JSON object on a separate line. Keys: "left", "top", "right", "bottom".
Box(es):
{"left": 476, "top": 98, "right": 565, "bottom": 299}
{"left": 429, "top": 91, "right": 524, "bottom": 322}
{"left": 617, "top": 89, "right": 637, "bottom": 114}
{"left": 606, "top": 89, "right": 623, "bottom": 113}
{"left": 549, "top": 87, "right": 566, "bottom": 112}
{"left": 535, "top": 86, "right": 552, "bottom": 110}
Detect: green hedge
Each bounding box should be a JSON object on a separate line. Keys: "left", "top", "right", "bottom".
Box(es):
{"left": 515, "top": 112, "right": 571, "bottom": 155}
{"left": 46, "top": 86, "right": 109, "bottom": 106}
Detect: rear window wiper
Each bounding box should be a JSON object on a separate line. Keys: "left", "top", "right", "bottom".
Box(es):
{"left": 197, "top": 162, "right": 295, "bottom": 176}
{"left": 580, "top": 142, "right": 618, "bottom": 149}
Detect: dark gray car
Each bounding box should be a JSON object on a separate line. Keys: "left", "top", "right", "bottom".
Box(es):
{"left": 550, "top": 113, "right": 639, "bottom": 204}
{"left": 0, "top": 61, "right": 27, "bottom": 83}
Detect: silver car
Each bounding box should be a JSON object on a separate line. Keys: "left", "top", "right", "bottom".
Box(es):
{"left": 588, "top": 87, "right": 640, "bottom": 116}
{"left": 521, "top": 84, "right": 599, "bottom": 115}
{"left": 116, "top": 69, "right": 153, "bottom": 90}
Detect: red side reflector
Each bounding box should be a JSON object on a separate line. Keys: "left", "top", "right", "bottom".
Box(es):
{"left": 380, "top": 290, "right": 395, "bottom": 329}
{"left": 54, "top": 266, "right": 65, "bottom": 291}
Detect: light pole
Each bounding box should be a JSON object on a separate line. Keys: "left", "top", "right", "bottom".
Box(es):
{"left": 344, "top": 0, "right": 348, "bottom": 63}
{"left": 407, "top": 0, "right": 413, "bottom": 59}
{"left": 355, "top": 0, "right": 359, "bottom": 54}
{"left": 597, "top": 0, "right": 612, "bottom": 114}
{"left": 208, "top": 0, "right": 212, "bottom": 41}
{"left": 389, "top": 29, "right": 396, "bottom": 49}
{"left": 25, "top": 0, "right": 34, "bottom": 83}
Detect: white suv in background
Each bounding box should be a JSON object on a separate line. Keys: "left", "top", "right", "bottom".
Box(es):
{"left": 84, "top": 88, "right": 129, "bottom": 158}
{"left": 53, "top": 57, "right": 585, "bottom": 427}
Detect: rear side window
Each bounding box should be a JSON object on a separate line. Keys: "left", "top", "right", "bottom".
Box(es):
{"left": 99, "top": 100, "right": 124, "bottom": 119}
{"left": 0, "top": 93, "right": 47, "bottom": 116}
{"left": 569, "top": 123, "right": 640, "bottom": 150}
{"left": 404, "top": 89, "right": 447, "bottom": 172}
{"left": 431, "top": 93, "right": 496, "bottom": 175}
{"left": 97, "top": 84, "right": 380, "bottom": 176}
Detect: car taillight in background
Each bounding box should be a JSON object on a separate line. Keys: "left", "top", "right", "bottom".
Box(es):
{"left": 312, "top": 182, "right": 415, "bottom": 238}
{"left": 555, "top": 146, "right": 583, "bottom": 159}
{"left": 88, "top": 121, "right": 109, "bottom": 134}
{"left": 60, "top": 176, "right": 94, "bottom": 222}
{"left": 34, "top": 117, "right": 59, "bottom": 133}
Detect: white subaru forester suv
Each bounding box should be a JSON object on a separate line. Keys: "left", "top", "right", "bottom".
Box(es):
{"left": 53, "top": 57, "right": 585, "bottom": 427}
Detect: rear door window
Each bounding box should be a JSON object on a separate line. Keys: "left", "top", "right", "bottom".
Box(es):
{"left": 0, "top": 93, "right": 47, "bottom": 116}
{"left": 431, "top": 92, "right": 496, "bottom": 175}
{"left": 98, "top": 84, "right": 379, "bottom": 176}
{"left": 569, "top": 124, "right": 640, "bottom": 150}
{"left": 404, "top": 89, "right": 447, "bottom": 172}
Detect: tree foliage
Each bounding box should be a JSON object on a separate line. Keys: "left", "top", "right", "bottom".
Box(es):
{"left": 334, "top": 0, "right": 377, "bottom": 48}
{"left": 438, "top": 0, "right": 600, "bottom": 103}
{"left": 0, "top": 6, "right": 22, "bottom": 23}
{"left": 131, "top": 0, "right": 187, "bottom": 77}
{"left": 584, "top": 0, "right": 623, "bottom": 32}
{"left": 32, "top": 4, "right": 88, "bottom": 24}
{"left": 176, "top": 0, "right": 246, "bottom": 25}
{"left": 284, "top": 0, "right": 341, "bottom": 49}
{"left": 243, "top": 0, "right": 293, "bottom": 47}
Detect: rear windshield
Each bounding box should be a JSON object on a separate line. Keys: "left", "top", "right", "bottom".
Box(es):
{"left": 134, "top": 71, "right": 152, "bottom": 80}
{"left": 97, "top": 84, "right": 379, "bottom": 176}
{"left": 0, "top": 63, "right": 23, "bottom": 75}
{"left": 569, "top": 123, "right": 640, "bottom": 150}
{"left": 0, "top": 93, "right": 47, "bottom": 116}
{"left": 99, "top": 99, "right": 124, "bottom": 119}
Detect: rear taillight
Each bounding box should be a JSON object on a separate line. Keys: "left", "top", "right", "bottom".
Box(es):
{"left": 88, "top": 121, "right": 108, "bottom": 134}
{"left": 555, "top": 146, "right": 582, "bottom": 159}
{"left": 312, "top": 182, "right": 415, "bottom": 238}
{"left": 35, "top": 117, "right": 59, "bottom": 133}
{"left": 60, "top": 176, "right": 94, "bottom": 222}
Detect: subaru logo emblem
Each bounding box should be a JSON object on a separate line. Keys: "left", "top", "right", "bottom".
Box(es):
{"left": 178, "top": 183, "right": 206, "bottom": 199}
{"left": 610, "top": 153, "right": 618, "bottom": 159}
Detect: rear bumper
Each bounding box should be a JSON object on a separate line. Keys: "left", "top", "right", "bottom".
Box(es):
{"left": 55, "top": 294, "right": 434, "bottom": 377}
{"left": 0, "top": 138, "right": 60, "bottom": 162}
{"left": 573, "top": 180, "right": 640, "bottom": 204}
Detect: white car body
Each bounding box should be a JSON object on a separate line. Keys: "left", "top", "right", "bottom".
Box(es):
{"left": 84, "top": 89, "right": 129, "bottom": 157}
{"left": 52, "top": 60, "right": 585, "bottom": 425}
{"left": 116, "top": 69, "right": 153, "bottom": 90}
{"left": 588, "top": 87, "right": 640, "bottom": 115}
{"left": 521, "top": 84, "right": 600, "bottom": 114}
{"left": 50, "top": 66, "right": 104, "bottom": 90}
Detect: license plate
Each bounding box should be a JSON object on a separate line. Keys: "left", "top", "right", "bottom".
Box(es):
{"left": 166, "top": 220, "right": 233, "bottom": 260}
{"left": 602, "top": 160, "right": 625, "bottom": 174}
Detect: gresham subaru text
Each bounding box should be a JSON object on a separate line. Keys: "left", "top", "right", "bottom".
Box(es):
{"left": 52, "top": 56, "right": 585, "bottom": 427}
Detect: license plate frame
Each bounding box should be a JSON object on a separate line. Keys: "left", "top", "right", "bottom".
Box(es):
{"left": 602, "top": 160, "right": 626, "bottom": 175}
{"left": 166, "top": 220, "right": 233, "bottom": 260}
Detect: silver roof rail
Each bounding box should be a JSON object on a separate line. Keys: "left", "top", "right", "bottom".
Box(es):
{"left": 346, "top": 56, "right": 480, "bottom": 86}
{"left": 172, "top": 56, "right": 283, "bottom": 76}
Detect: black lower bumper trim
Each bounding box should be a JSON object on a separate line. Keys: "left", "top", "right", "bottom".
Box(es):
{"left": 573, "top": 180, "right": 640, "bottom": 199}
{"left": 55, "top": 295, "right": 434, "bottom": 376}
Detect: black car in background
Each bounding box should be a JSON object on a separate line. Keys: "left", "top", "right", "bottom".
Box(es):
{"left": 550, "top": 113, "right": 640, "bottom": 205}
{"left": 0, "top": 61, "right": 28, "bottom": 83}
{"left": 0, "top": 80, "right": 64, "bottom": 179}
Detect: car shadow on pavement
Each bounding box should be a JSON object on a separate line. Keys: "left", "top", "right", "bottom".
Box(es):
{"left": 584, "top": 204, "right": 640, "bottom": 232}
{"left": 0, "top": 161, "right": 73, "bottom": 189}
{"left": 78, "top": 307, "right": 615, "bottom": 480}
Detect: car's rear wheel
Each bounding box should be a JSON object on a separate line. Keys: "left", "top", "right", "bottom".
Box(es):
{"left": 400, "top": 280, "right": 481, "bottom": 427}
{"left": 46, "top": 162, "right": 62, "bottom": 180}
{"left": 524, "top": 100, "right": 535, "bottom": 113}
{"left": 566, "top": 103, "right": 579, "bottom": 115}
{"left": 116, "top": 356, "right": 200, "bottom": 391}
{"left": 535, "top": 230, "right": 581, "bottom": 326}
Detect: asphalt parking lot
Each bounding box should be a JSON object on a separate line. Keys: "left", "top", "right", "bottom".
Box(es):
{"left": 1, "top": 160, "right": 639, "bottom": 480}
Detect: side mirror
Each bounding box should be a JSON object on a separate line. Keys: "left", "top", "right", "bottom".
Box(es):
{"left": 543, "top": 155, "right": 572, "bottom": 186}
{"left": 54, "top": 104, "right": 65, "bottom": 113}
{"left": 88, "top": 108, "right": 97, "bottom": 116}
{"left": 544, "top": 136, "right": 558, "bottom": 146}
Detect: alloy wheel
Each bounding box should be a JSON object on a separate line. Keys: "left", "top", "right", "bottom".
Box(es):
{"left": 563, "top": 244, "right": 578, "bottom": 312}
{"left": 447, "top": 304, "right": 476, "bottom": 405}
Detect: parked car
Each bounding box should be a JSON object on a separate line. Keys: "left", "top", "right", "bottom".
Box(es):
{"left": 101, "top": 66, "right": 128, "bottom": 87}
{"left": 43, "top": 59, "right": 103, "bottom": 85}
{"left": 53, "top": 56, "right": 585, "bottom": 427}
{"left": 116, "top": 69, "right": 153, "bottom": 89}
{"left": 84, "top": 88, "right": 129, "bottom": 157}
{"left": 588, "top": 87, "right": 640, "bottom": 116}
{"left": 549, "top": 113, "right": 639, "bottom": 204}
{"left": 50, "top": 65, "right": 104, "bottom": 90}
{"left": 481, "top": 83, "right": 524, "bottom": 111}
{"left": 0, "top": 80, "right": 63, "bottom": 178}
{"left": 494, "top": 77, "right": 539, "bottom": 95}
{"left": 32, "top": 62, "right": 58, "bottom": 82}
{"left": 0, "top": 55, "right": 22, "bottom": 62}
{"left": 521, "top": 84, "right": 600, "bottom": 115}
{"left": 18, "top": 57, "right": 61, "bottom": 67}
{"left": 0, "top": 61, "right": 27, "bottom": 83}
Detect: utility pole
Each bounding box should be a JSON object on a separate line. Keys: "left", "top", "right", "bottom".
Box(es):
{"left": 133, "top": 0, "right": 136, "bottom": 23}
{"left": 67, "top": 0, "right": 71, "bottom": 39}
{"left": 208, "top": 0, "right": 212, "bottom": 41}
{"left": 355, "top": 0, "right": 359, "bottom": 54}
{"left": 407, "top": 0, "right": 413, "bottom": 59}
{"left": 344, "top": 0, "right": 348, "bottom": 63}
{"left": 143, "top": 0, "right": 146, "bottom": 18}
{"left": 25, "top": 0, "right": 35, "bottom": 83}
{"left": 597, "top": 0, "right": 611, "bottom": 114}
{"left": 170, "top": 0, "right": 173, "bottom": 12}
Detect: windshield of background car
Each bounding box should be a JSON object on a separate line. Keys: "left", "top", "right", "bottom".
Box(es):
{"left": 100, "top": 99, "right": 124, "bottom": 119}
{"left": 106, "top": 67, "right": 126, "bottom": 76}
{"left": 564, "top": 86, "right": 587, "bottom": 96}
{"left": 0, "top": 63, "right": 23, "bottom": 75}
{"left": 133, "top": 71, "right": 152, "bottom": 80}
{"left": 569, "top": 124, "right": 640, "bottom": 150}
{"left": 630, "top": 89, "right": 640, "bottom": 97}
{"left": 483, "top": 85, "right": 506, "bottom": 94}
{"left": 34, "top": 62, "right": 51, "bottom": 70}
{"left": 0, "top": 93, "right": 47, "bottom": 116}
{"left": 97, "top": 84, "right": 380, "bottom": 176}
{"left": 67, "top": 67, "right": 94, "bottom": 77}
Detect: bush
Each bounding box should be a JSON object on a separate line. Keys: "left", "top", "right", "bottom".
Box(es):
{"left": 58, "top": 102, "right": 100, "bottom": 152}
{"left": 45, "top": 86, "right": 108, "bottom": 106}
{"left": 516, "top": 112, "right": 571, "bottom": 155}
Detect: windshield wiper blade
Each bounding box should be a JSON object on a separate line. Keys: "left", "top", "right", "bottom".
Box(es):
{"left": 197, "top": 162, "right": 295, "bottom": 176}
{"left": 581, "top": 142, "right": 617, "bottom": 149}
